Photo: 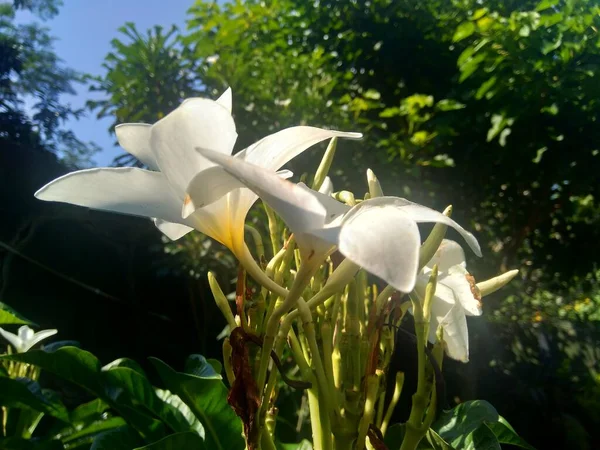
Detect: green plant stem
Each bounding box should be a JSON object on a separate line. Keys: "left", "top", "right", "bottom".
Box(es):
{"left": 245, "top": 224, "right": 265, "bottom": 261}
{"left": 381, "top": 372, "right": 404, "bottom": 436}
{"left": 401, "top": 270, "right": 438, "bottom": 450}
{"left": 356, "top": 374, "right": 380, "bottom": 450}
{"left": 263, "top": 203, "right": 280, "bottom": 258}
{"left": 256, "top": 263, "right": 314, "bottom": 393}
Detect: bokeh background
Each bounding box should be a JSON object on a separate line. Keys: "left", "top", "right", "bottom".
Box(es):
{"left": 2, "top": 0, "right": 599, "bottom": 448}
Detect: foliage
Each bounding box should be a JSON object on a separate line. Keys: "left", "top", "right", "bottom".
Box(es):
{"left": 0, "top": 0, "right": 99, "bottom": 167}
{"left": 87, "top": 22, "right": 201, "bottom": 167}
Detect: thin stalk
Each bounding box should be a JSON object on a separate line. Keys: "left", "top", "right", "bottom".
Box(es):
{"left": 381, "top": 372, "right": 404, "bottom": 436}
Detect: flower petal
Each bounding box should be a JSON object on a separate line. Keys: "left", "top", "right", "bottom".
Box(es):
{"left": 182, "top": 166, "right": 294, "bottom": 218}
{"left": 429, "top": 298, "right": 470, "bottom": 362}
{"left": 444, "top": 266, "right": 482, "bottom": 316}
{"left": 0, "top": 327, "right": 23, "bottom": 352}
{"left": 114, "top": 123, "right": 157, "bottom": 170}
{"left": 364, "top": 197, "right": 481, "bottom": 257}
{"left": 197, "top": 148, "right": 328, "bottom": 235}
{"left": 35, "top": 168, "right": 187, "bottom": 226}
{"left": 216, "top": 87, "right": 232, "bottom": 113}
{"left": 153, "top": 219, "right": 194, "bottom": 240}
{"left": 425, "top": 239, "right": 467, "bottom": 273}
{"left": 242, "top": 126, "right": 362, "bottom": 171}
{"left": 338, "top": 201, "right": 421, "bottom": 292}
{"left": 150, "top": 98, "right": 237, "bottom": 196}
{"left": 319, "top": 176, "right": 333, "bottom": 195}
{"left": 23, "top": 329, "right": 58, "bottom": 352}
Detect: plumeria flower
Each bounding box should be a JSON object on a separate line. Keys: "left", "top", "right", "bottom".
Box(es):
{"left": 35, "top": 89, "right": 361, "bottom": 268}
{"left": 197, "top": 148, "right": 481, "bottom": 293}
{"left": 0, "top": 326, "right": 57, "bottom": 353}
{"left": 414, "top": 239, "right": 482, "bottom": 362}
{"left": 416, "top": 239, "right": 519, "bottom": 362}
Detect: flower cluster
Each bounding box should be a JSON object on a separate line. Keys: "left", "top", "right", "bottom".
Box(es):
{"left": 36, "top": 89, "right": 518, "bottom": 450}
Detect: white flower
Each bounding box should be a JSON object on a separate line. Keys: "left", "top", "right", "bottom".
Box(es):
{"left": 0, "top": 326, "right": 57, "bottom": 353}
{"left": 35, "top": 88, "right": 361, "bottom": 262}
{"left": 197, "top": 148, "right": 481, "bottom": 293}
{"left": 415, "top": 239, "right": 482, "bottom": 362}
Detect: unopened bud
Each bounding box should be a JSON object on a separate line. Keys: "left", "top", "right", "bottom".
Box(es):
{"left": 366, "top": 168, "right": 384, "bottom": 198}
{"left": 312, "top": 137, "right": 338, "bottom": 191}
{"left": 477, "top": 269, "right": 519, "bottom": 297}
{"left": 208, "top": 272, "right": 237, "bottom": 330}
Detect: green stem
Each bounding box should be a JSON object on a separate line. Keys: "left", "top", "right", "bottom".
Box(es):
{"left": 263, "top": 203, "right": 280, "bottom": 258}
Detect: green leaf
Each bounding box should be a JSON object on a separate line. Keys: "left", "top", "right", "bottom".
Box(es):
{"left": 435, "top": 99, "right": 466, "bottom": 111}
{"left": 0, "top": 303, "right": 34, "bottom": 325}
{"left": 453, "top": 22, "right": 476, "bottom": 42}
{"left": 532, "top": 147, "right": 548, "bottom": 163}
{"left": 426, "top": 429, "right": 456, "bottom": 450}
{"left": 59, "top": 417, "right": 127, "bottom": 448}
{"left": 1, "top": 348, "right": 166, "bottom": 442}
{"left": 459, "top": 54, "right": 486, "bottom": 82}
{"left": 487, "top": 417, "right": 536, "bottom": 449}
{"left": 0, "top": 377, "right": 69, "bottom": 422}
{"left": 542, "top": 34, "right": 562, "bottom": 55}
{"left": 536, "top": 0, "right": 559, "bottom": 11}
{"left": 150, "top": 358, "right": 244, "bottom": 450}
{"left": 434, "top": 400, "right": 499, "bottom": 448}
{"left": 184, "top": 355, "right": 219, "bottom": 378}
{"left": 364, "top": 89, "right": 381, "bottom": 100}
{"left": 475, "top": 76, "right": 497, "bottom": 99}
{"left": 462, "top": 424, "right": 501, "bottom": 450}
{"left": 90, "top": 427, "right": 143, "bottom": 450}
{"left": 134, "top": 432, "right": 205, "bottom": 449}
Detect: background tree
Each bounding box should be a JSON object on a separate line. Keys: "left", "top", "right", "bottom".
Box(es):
{"left": 0, "top": 0, "right": 99, "bottom": 167}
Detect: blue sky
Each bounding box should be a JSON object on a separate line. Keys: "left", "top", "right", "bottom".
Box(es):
{"left": 16, "top": 0, "right": 195, "bottom": 165}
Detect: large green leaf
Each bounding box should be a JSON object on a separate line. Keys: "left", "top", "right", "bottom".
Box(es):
{"left": 461, "top": 424, "right": 501, "bottom": 450}
{"left": 59, "top": 417, "right": 127, "bottom": 449}
{"left": 134, "top": 432, "right": 205, "bottom": 449}
{"left": 1, "top": 348, "right": 166, "bottom": 442}
{"left": 0, "top": 377, "right": 68, "bottom": 422}
{"left": 487, "top": 417, "right": 536, "bottom": 450}
{"left": 433, "top": 401, "right": 534, "bottom": 450}
{"left": 434, "top": 400, "right": 498, "bottom": 448}
{"left": 150, "top": 358, "right": 244, "bottom": 450}
{"left": 101, "top": 366, "right": 198, "bottom": 434}
{"left": 90, "top": 427, "right": 143, "bottom": 450}
{"left": 0, "top": 303, "right": 34, "bottom": 326}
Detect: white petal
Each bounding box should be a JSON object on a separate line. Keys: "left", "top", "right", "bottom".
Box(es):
{"left": 365, "top": 197, "right": 481, "bottom": 257}
{"left": 182, "top": 166, "right": 294, "bottom": 219}
{"left": 216, "top": 87, "right": 232, "bottom": 113}
{"left": 153, "top": 219, "right": 194, "bottom": 240}
{"left": 435, "top": 303, "right": 470, "bottom": 362}
{"left": 0, "top": 327, "right": 23, "bottom": 352}
{"left": 427, "top": 293, "right": 469, "bottom": 362}
{"left": 197, "top": 148, "right": 328, "bottom": 235}
{"left": 35, "top": 168, "right": 187, "bottom": 226}
{"left": 18, "top": 325, "right": 34, "bottom": 342}
{"left": 318, "top": 176, "right": 333, "bottom": 195}
{"left": 444, "top": 266, "right": 482, "bottom": 316}
{"left": 23, "top": 329, "right": 58, "bottom": 352}
{"left": 242, "top": 126, "right": 362, "bottom": 171}
{"left": 114, "top": 124, "right": 158, "bottom": 170}
{"left": 425, "top": 239, "right": 467, "bottom": 273}
{"left": 150, "top": 98, "right": 237, "bottom": 196}
{"left": 338, "top": 202, "right": 421, "bottom": 293}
